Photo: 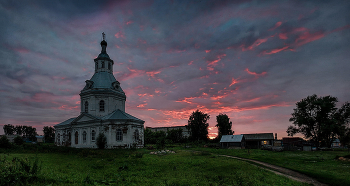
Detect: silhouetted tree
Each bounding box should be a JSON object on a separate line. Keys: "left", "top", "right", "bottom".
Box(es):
{"left": 3, "top": 124, "right": 15, "bottom": 135}
{"left": 15, "top": 125, "right": 24, "bottom": 136}
{"left": 13, "top": 136, "right": 24, "bottom": 145}
{"left": 288, "top": 94, "right": 350, "bottom": 147}
{"left": 216, "top": 114, "right": 233, "bottom": 137}
{"left": 96, "top": 133, "right": 107, "bottom": 149}
{"left": 0, "top": 136, "right": 11, "bottom": 148}
{"left": 22, "top": 126, "right": 37, "bottom": 142}
{"left": 187, "top": 110, "right": 210, "bottom": 141}
{"left": 166, "top": 128, "right": 184, "bottom": 143}
{"left": 43, "top": 126, "right": 55, "bottom": 143}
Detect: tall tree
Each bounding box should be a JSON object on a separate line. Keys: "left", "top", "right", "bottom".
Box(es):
{"left": 15, "top": 125, "right": 23, "bottom": 136}
{"left": 216, "top": 114, "right": 233, "bottom": 136}
{"left": 43, "top": 126, "right": 55, "bottom": 143}
{"left": 3, "top": 124, "right": 15, "bottom": 135}
{"left": 187, "top": 110, "right": 210, "bottom": 141}
{"left": 288, "top": 94, "right": 350, "bottom": 147}
{"left": 23, "top": 126, "right": 37, "bottom": 141}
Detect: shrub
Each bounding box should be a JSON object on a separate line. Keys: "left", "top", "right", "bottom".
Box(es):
{"left": 0, "top": 136, "right": 11, "bottom": 149}
{"left": 96, "top": 133, "right": 107, "bottom": 149}
{"left": 0, "top": 156, "right": 41, "bottom": 185}
{"left": 14, "top": 136, "right": 24, "bottom": 146}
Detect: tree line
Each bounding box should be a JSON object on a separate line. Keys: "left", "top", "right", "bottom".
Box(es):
{"left": 2, "top": 124, "right": 55, "bottom": 143}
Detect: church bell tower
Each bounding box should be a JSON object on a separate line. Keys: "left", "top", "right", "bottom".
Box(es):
{"left": 79, "top": 33, "right": 126, "bottom": 117}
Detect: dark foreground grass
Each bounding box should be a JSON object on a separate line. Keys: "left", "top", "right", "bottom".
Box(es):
{"left": 192, "top": 147, "right": 350, "bottom": 186}
{"left": 0, "top": 147, "right": 308, "bottom": 186}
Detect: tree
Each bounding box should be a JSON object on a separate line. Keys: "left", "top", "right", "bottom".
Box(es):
{"left": 0, "top": 136, "right": 11, "bottom": 148}
{"left": 166, "top": 128, "right": 184, "bottom": 143}
{"left": 96, "top": 133, "right": 107, "bottom": 149}
{"left": 288, "top": 94, "right": 350, "bottom": 148}
{"left": 187, "top": 110, "right": 210, "bottom": 141}
{"left": 23, "top": 126, "right": 37, "bottom": 142}
{"left": 43, "top": 126, "right": 55, "bottom": 143}
{"left": 216, "top": 114, "right": 234, "bottom": 137}
{"left": 3, "top": 124, "right": 15, "bottom": 135}
{"left": 13, "top": 136, "right": 24, "bottom": 146}
{"left": 15, "top": 125, "right": 24, "bottom": 136}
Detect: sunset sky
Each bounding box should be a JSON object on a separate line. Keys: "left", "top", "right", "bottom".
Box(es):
{"left": 0, "top": 0, "right": 349, "bottom": 138}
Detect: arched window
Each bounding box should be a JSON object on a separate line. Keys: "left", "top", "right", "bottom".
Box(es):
{"left": 57, "top": 133, "right": 60, "bottom": 143}
{"left": 85, "top": 101, "right": 89, "bottom": 113}
{"left": 75, "top": 131, "right": 78, "bottom": 144}
{"left": 134, "top": 129, "right": 139, "bottom": 141}
{"left": 63, "top": 133, "right": 66, "bottom": 142}
{"left": 91, "top": 130, "right": 96, "bottom": 141}
{"left": 68, "top": 132, "right": 71, "bottom": 143}
{"left": 102, "top": 61, "right": 105, "bottom": 68}
{"left": 116, "top": 129, "right": 123, "bottom": 141}
{"left": 108, "top": 62, "right": 111, "bottom": 70}
{"left": 95, "top": 62, "right": 98, "bottom": 70}
{"left": 83, "top": 131, "right": 87, "bottom": 142}
{"left": 99, "top": 100, "right": 105, "bottom": 112}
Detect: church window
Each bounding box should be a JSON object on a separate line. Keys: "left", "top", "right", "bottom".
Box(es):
{"left": 91, "top": 130, "right": 96, "bottom": 141}
{"left": 63, "top": 133, "right": 66, "bottom": 142}
{"left": 116, "top": 129, "right": 123, "bottom": 141}
{"left": 57, "top": 133, "right": 60, "bottom": 144}
{"left": 75, "top": 131, "right": 78, "bottom": 144}
{"left": 85, "top": 101, "right": 89, "bottom": 113}
{"left": 83, "top": 131, "right": 87, "bottom": 142}
{"left": 102, "top": 61, "right": 105, "bottom": 68}
{"left": 95, "top": 62, "right": 98, "bottom": 70}
{"left": 134, "top": 129, "right": 139, "bottom": 141}
{"left": 108, "top": 62, "right": 111, "bottom": 70}
{"left": 68, "top": 132, "right": 71, "bottom": 143}
{"left": 99, "top": 100, "right": 105, "bottom": 112}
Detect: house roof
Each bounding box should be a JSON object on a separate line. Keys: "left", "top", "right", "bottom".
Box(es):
{"left": 220, "top": 135, "right": 244, "bottom": 143}
{"left": 243, "top": 133, "right": 274, "bottom": 141}
{"left": 102, "top": 109, "right": 145, "bottom": 124}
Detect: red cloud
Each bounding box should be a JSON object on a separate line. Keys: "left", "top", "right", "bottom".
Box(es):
{"left": 295, "top": 31, "right": 325, "bottom": 47}
{"left": 269, "top": 21, "right": 282, "bottom": 31}
{"left": 115, "top": 31, "right": 126, "bottom": 39}
{"left": 245, "top": 68, "right": 267, "bottom": 76}
{"left": 207, "top": 54, "right": 226, "bottom": 70}
{"left": 229, "top": 78, "right": 239, "bottom": 87}
{"left": 242, "top": 38, "right": 268, "bottom": 51}
{"left": 261, "top": 46, "right": 289, "bottom": 55}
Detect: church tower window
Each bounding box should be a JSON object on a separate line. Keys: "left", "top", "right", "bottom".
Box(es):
{"left": 75, "top": 131, "right": 79, "bottom": 144}
{"left": 95, "top": 63, "right": 98, "bottom": 70}
{"left": 91, "top": 130, "right": 96, "bottom": 141}
{"left": 99, "top": 100, "right": 105, "bottom": 112}
{"left": 108, "top": 62, "right": 111, "bottom": 70}
{"left": 102, "top": 61, "right": 105, "bottom": 68}
{"left": 116, "top": 129, "right": 123, "bottom": 141}
{"left": 85, "top": 101, "right": 89, "bottom": 113}
{"left": 83, "top": 131, "right": 87, "bottom": 142}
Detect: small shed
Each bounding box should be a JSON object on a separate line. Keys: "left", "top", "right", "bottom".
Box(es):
{"left": 36, "top": 136, "right": 45, "bottom": 143}
{"left": 220, "top": 135, "right": 245, "bottom": 148}
{"left": 243, "top": 133, "right": 274, "bottom": 149}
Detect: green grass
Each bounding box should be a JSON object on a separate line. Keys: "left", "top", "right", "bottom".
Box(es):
{"left": 191, "top": 147, "right": 350, "bottom": 186}
{"left": 0, "top": 145, "right": 308, "bottom": 185}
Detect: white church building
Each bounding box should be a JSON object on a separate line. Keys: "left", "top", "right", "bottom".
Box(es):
{"left": 54, "top": 34, "right": 145, "bottom": 148}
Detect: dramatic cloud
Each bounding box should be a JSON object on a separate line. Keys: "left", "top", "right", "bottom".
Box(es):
{"left": 0, "top": 0, "right": 349, "bottom": 139}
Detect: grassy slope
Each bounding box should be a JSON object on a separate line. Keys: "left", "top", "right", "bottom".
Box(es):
{"left": 1, "top": 147, "right": 307, "bottom": 186}
{"left": 192, "top": 147, "right": 350, "bottom": 186}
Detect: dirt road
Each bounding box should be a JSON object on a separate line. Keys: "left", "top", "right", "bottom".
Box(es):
{"left": 218, "top": 154, "right": 327, "bottom": 186}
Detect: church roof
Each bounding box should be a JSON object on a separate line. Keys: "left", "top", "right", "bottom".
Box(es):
{"left": 89, "top": 71, "right": 120, "bottom": 90}
{"left": 102, "top": 109, "right": 145, "bottom": 124}
{"left": 54, "top": 117, "right": 76, "bottom": 127}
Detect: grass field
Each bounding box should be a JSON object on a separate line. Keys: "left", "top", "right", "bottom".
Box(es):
{"left": 0, "top": 144, "right": 308, "bottom": 186}
{"left": 192, "top": 147, "right": 350, "bottom": 186}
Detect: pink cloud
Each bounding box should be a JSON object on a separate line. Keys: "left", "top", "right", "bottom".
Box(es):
{"left": 268, "top": 21, "right": 282, "bottom": 31}
{"left": 245, "top": 68, "right": 267, "bottom": 76}
{"left": 207, "top": 54, "right": 226, "bottom": 70}
{"left": 261, "top": 46, "right": 289, "bottom": 55}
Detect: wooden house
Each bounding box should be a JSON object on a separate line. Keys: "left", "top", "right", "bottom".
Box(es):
{"left": 220, "top": 135, "right": 245, "bottom": 148}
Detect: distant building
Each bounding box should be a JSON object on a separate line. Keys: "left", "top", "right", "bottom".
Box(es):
{"left": 282, "top": 137, "right": 304, "bottom": 150}
{"left": 243, "top": 133, "right": 274, "bottom": 149}
{"left": 0, "top": 135, "right": 18, "bottom": 143}
{"left": 36, "top": 136, "right": 45, "bottom": 143}
{"left": 331, "top": 139, "right": 341, "bottom": 148}
{"left": 54, "top": 34, "right": 145, "bottom": 149}
{"left": 220, "top": 135, "right": 245, "bottom": 148}
{"left": 146, "top": 126, "right": 190, "bottom": 138}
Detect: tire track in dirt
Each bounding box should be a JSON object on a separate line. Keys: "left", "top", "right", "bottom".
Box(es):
{"left": 218, "top": 154, "right": 327, "bottom": 186}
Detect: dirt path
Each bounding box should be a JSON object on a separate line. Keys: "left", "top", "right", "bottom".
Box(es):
{"left": 217, "top": 154, "right": 327, "bottom": 186}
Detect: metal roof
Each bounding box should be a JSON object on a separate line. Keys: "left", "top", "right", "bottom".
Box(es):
{"left": 54, "top": 117, "right": 75, "bottom": 127}
{"left": 243, "top": 133, "right": 274, "bottom": 141}
{"left": 220, "top": 135, "right": 244, "bottom": 143}
{"left": 89, "top": 71, "right": 118, "bottom": 89}
{"left": 102, "top": 109, "right": 145, "bottom": 124}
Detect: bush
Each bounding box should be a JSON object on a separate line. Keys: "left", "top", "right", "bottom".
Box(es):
{"left": 96, "top": 133, "right": 107, "bottom": 149}
{"left": 14, "top": 136, "right": 24, "bottom": 146}
{"left": 0, "top": 136, "right": 11, "bottom": 149}
{"left": 0, "top": 156, "right": 41, "bottom": 185}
